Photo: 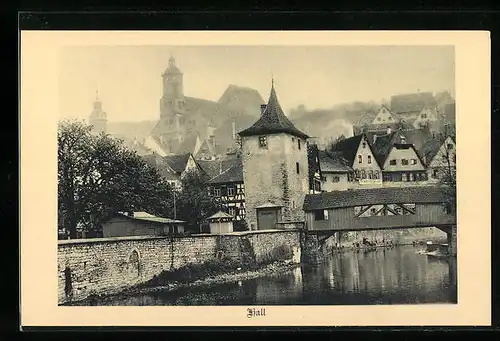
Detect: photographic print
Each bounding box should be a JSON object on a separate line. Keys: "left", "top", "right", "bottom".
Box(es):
{"left": 20, "top": 31, "right": 490, "bottom": 327}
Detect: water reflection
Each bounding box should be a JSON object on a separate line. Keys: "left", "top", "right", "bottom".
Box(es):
{"left": 80, "top": 245, "right": 457, "bottom": 306}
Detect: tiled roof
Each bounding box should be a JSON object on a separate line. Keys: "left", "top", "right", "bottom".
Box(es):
{"left": 303, "top": 186, "right": 449, "bottom": 211}
{"left": 443, "top": 103, "right": 456, "bottom": 123}
{"left": 318, "top": 150, "right": 353, "bottom": 173}
{"left": 117, "top": 211, "right": 185, "bottom": 224}
{"left": 238, "top": 84, "right": 309, "bottom": 139}
{"left": 217, "top": 84, "right": 265, "bottom": 117}
{"left": 390, "top": 92, "right": 437, "bottom": 114}
{"left": 208, "top": 158, "right": 243, "bottom": 184}
{"left": 329, "top": 134, "right": 364, "bottom": 166}
{"left": 402, "top": 129, "right": 433, "bottom": 151}
{"left": 164, "top": 153, "right": 191, "bottom": 173}
{"left": 371, "top": 131, "right": 401, "bottom": 166}
{"left": 197, "top": 158, "right": 236, "bottom": 179}
{"left": 420, "top": 135, "right": 449, "bottom": 164}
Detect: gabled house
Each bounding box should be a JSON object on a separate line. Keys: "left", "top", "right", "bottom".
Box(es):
{"left": 317, "top": 150, "right": 354, "bottom": 192}
{"left": 420, "top": 135, "right": 456, "bottom": 182}
{"left": 329, "top": 134, "right": 383, "bottom": 187}
{"left": 142, "top": 152, "right": 203, "bottom": 189}
{"left": 371, "top": 105, "right": 399, "bottom": 125}
{"left": 372, "top": 130, "right": 428, "bottom": 184}
{"left": 390, "top": 92, "right": 440, "bottom": 131}
{"left": 207, "top": 157, "right": 246, "bottom": 221}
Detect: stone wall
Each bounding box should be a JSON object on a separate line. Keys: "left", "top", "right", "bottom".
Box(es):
{"left": 58, "top": 230, "right": 301, "bottom": 304}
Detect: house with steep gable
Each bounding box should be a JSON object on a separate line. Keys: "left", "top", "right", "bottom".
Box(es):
{"left": 142, "top": 152, "right": 203, "bottom": 189}
{"left": 329, "top": 134, "right": 383, "bottom": 187}
{"left": 372, "top": 130, "right": 428, "bottom": 184}
{"left": 238, "top": 81, "right": 310, "bottom": 230}
{"left": 420, "top": 135, "right": 456, "bottom": 182}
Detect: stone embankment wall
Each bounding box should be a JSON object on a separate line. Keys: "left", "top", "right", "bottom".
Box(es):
{"left": 58, "top": 230, "right": 301, "bottom": 305}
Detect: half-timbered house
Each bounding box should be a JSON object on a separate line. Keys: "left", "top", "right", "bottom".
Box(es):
{"left": 420, "top": 135, "right": 456, "bottom": 182}
{"left": 207, "top": 157, "right": 246, "bottom": 221}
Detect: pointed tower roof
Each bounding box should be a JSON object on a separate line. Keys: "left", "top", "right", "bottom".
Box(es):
{"left": 238, "top": 82, "right": 309, "bottom": 139}
{"left": 164, "top": 55, "right": 182, "bottom": 75}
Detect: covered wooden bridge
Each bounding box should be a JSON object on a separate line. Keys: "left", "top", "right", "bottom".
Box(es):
{"left": 301, "top": 186, "right": 457, "bottom": 262}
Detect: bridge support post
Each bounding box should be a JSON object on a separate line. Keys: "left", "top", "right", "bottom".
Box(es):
{"left": 447, "top": 225, "right": 457, "bottom": 257}
{"left": 300, "top": 231, "right": 324, "bottom": 265}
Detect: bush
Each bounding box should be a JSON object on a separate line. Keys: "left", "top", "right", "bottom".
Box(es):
{"left": 145, "top": 259, "right": 240, "bottom": 286}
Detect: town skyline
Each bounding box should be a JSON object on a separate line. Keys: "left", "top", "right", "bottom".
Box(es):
{"left": 58, "top": 45, "right": 455, "bottom": 123}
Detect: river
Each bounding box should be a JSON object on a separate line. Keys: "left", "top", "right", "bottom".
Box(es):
{"left": 79, "top": 245, "right": 457, "bottom": 306}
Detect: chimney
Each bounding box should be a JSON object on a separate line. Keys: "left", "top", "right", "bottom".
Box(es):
{"left": 373, "top": 134, "right": 377, "bottom": 144}
{"left": 260, "top": 104, "right": 267, "bottom": 116}
{"left": 400, "top": 136, "right": 406, "bottom": 144}
{"left": 232, "top": 121, "right": 236, "bottom": 140}
{"left": 386, "top": 126, "right": 392, "bottom": 135}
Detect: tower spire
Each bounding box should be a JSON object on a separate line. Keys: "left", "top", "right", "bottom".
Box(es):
{"left": 95, "top": 88, "right": 99, "bottom": 101}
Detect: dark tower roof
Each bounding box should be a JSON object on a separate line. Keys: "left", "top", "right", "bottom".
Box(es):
{"left": 238, "top": 81, "right": 309, "bottom": 139}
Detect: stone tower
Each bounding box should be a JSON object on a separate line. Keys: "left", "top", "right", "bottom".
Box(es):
{"left": 89, "top": 90, "right": 107, "bottom": 134}
{"left": 159, "top": 56, "right": 186, "bottom": 147}
{"left": 238, "top": 81, "right": 310, "bottom": 231}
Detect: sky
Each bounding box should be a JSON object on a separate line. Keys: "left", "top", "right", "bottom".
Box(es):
{"left": 58, "top": 45, "right": 455, "bottom": 123}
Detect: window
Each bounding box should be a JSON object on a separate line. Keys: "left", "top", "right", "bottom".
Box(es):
{"left": 259, "top": 136, "right": 267, "bottom": 148}
{"left": 214, "top": 188, "right": 221, "bottom": 197}
{"left": 409, "top": 173, "right": 414, "bottom": 181}
{"left": 389, "top": 116, "right": 393, "bottom": 120}
{"left": 402, "top": 173, "right": 407, "bottom": 182}
{"left": 228, "top": 207, "right": 236, "bottom": 216}
{"left": 368, "top": 170, "right": 374, "bottom": 179}
{"left": 292, "top": 137, "right": 295, "bottom": 144}
{"left": 358, "top": 155, "right": 362, "bottom": 164}
{"left": 298, "top": 139, "right": 301, "bottom": 150}
{"left": 421, "top": 113, "right": 427, "bottom": 118}
{"left": 370, "top": 208, "right": 377, "bottom": 216}
{"left": 296, "top": 162, "right": 300, "bottom": 174}
{"left": 432, "top": 169, "right": 439, "bottom": 178}
{"left": 361, "top": 170, "right": 367, "bottom": 179}
{"left": 410, "top": 159, "right": 417, "bottom": 165}
{"left": 362, "top": 142, "right": 366, "bottom": 148}
{"left": 291, "top": 201, "right": 295, "bottom": 209}
{"left": 401, "top": 159, "right": 409, "bottom": 166}
{"left": 447, "top": 143, "right": 453, "bottom": 150}
{"left": 227, "top": 187, "right": 235, "bottom": 196}
{"left": 207, "top": 186, "right": 213, "bottom": 196}
{"left": 368, "top": 155, "right": 372, "bottom": 164}
{"left": 390, "top": 159, "right": 396, "bottom": 166}
{"left": 332, "top": 176, "right": 340, "bottom": 183}
{"left": 221, "top": 186, "right": 227, "bottom": 196}
{"left": 377, "top": 117, "right": 381, "bottom": 121}
{"left": 314, "top": 210, "right": 329, "bottom": 221}
{"left": 374, "top": 170, "right": 380, "bottom": 179}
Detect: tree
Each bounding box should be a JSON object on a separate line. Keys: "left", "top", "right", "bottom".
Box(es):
{"left": 437, "top": 136, "right": 457, "bottom": 213}
{"left": 58, "top": 120, "right": 175, "bottom": 238}
{"left": 173, "top": 170, "right": 220, "bottom": 233}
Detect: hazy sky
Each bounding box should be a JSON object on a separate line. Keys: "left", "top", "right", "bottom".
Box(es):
{"left": 58, "top": 45, "right": 455, "bottom": 123}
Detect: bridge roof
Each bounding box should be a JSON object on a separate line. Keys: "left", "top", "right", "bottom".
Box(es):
{"left": 303, "top": 186, "right": 449, "bottom": 211}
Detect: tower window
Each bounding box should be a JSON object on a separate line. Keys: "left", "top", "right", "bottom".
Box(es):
{"left": 298, "top": 139, "right": 301, "bottom": 150}
{"left": 358, "top": 155, "right": 362, "bottom": 164}
{"left": 296, "top": 162, "right": 300, "bottom": 174}
{"left": 259, "top": 136, "right": 267, "bottom": 148}
{"left": 368, "top": 155, "right": 372, "bottom": 164}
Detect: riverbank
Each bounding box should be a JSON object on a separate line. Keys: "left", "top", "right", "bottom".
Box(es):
{"left": 64, "top": 259, "right": 300, "bottom": 305}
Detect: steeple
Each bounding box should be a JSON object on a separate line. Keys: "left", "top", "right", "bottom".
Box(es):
{"left": 89, "top": 89, "right": 107, "bottom": 134}
{"left": 238, "top": 81, "right": 309, "bottom": 139}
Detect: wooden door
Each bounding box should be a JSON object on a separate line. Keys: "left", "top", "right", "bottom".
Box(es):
{"left": 257, "top": 209, "right": 278, "bottom": 230}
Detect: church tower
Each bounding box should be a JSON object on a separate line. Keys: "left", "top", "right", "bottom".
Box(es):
{"left": 89, "top": 90, "right": 107, "bottom": 134}
{"left": 159, "top": 56, "right": 187, "bottom": 148}
{"left": 238, "top": 81, "right": 310, "bottom": 231}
